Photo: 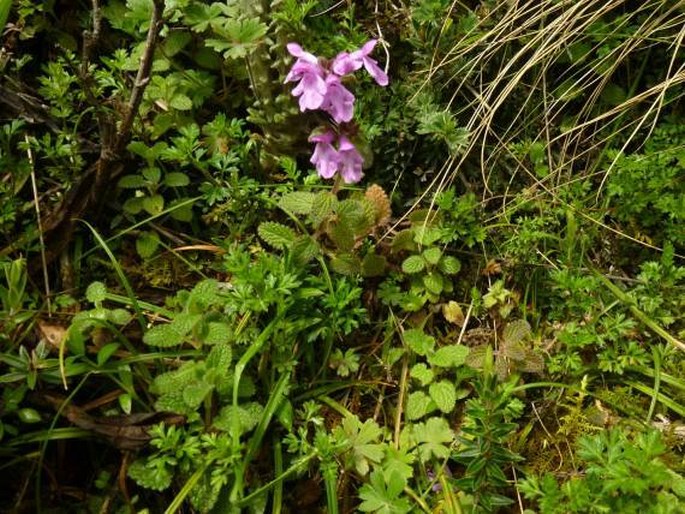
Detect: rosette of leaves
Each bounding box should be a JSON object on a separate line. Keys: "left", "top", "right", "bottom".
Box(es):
{"left": 403, "top": 328, "right": 470, "bottom": 420}
{"left": 258, "top": 185, "right": 392, "bottom": 276}
{"left": 389, "top": 212, "right": 462, "bottom": 310}
{"left": 465, "top": 319, "right": 544, "bottom": 379}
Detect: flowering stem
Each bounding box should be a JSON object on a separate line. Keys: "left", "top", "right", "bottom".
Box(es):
{"left": 331, "top": 172, "right": 343, "bottom": 196}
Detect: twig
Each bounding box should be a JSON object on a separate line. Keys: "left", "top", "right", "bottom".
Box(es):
{"left": 81, "top": 0, "right": 102, "bottom": 75}
{"left": 115, "top": 0, "right": 164, "bottom": 153}
{"left": 26, "top": 135, "right": 51, "bottom": 315}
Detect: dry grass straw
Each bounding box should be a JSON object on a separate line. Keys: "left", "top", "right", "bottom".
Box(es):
{"left": 394, "top": 0, "right": 685, "bottom": 253}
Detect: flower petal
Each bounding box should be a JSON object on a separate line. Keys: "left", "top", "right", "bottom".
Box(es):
{"left": 362, "top": 56, "right": 388, "bottom": 86}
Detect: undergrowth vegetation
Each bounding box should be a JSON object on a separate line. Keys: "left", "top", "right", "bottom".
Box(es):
{"left": 1, "top": 0, "right": 684, "bottom": 512}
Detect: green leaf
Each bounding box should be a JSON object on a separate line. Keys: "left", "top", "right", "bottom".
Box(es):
{"left": 258, "top": 222, "right": 296, "bottom": 250}
{"left": 428, "top": 345, "right": 470, "bottom": 368}
{"left": 136, "top": 231, "right": 160, "bottom": 258}
{"left": 329, "top": 254, "right": 361, "bottom": 276}
{"left": 502, "top": 319, "right": 531, "bottom": 345}
{"left": 401, "top": 255, "right": 425, "bottom": 274}
{"left": 310, "top": 191, "right": 337, "bottom": 225}
{"left": 329, "top": 222, "right": 355, "bottom": 252}
{"left": 97, "top": 343, "right": 120, "bottom": 366}
{"left": 183, "top": 380, "right": 213, "bottom": 408}
{"left": 118, "top": 174, "right": 146, "bottom": 188}
{"left": 142, "top": 166, "right": 161, "bottom": 183}
{"left": 439, "top": 255, "right": 461, "bottom": 275}
{"left": 358, "top": 470, "right": 411, "bottom": 514}
{"left": 123, "top": 196, "right": 143, "bottom": 215}
{"left": 410, "top": 363, "right": 434, "bottom": 386}
{"left": 429, "top": 381, "right": 457, "bottom": 413}
{"left": 169, "top": 94, "right": 193, "bottom": 111}
{"left": 202, "top": 322, "right": 232, "bottom": 345}
{"left": 413, "top": 225, "right": 443, "bottom": 246}
{"left": 412, "top": 417, "right": 454, "bottom": 460}
{"left": 168, "top": 198, "right": 194, "bottom": 222}
{"left": 422, "top": 272, "right": 444, "bottom": 295}
{"left": 362, "top": 252, "right": 387, "bottom": 277}
{"left": 213, "top": 402, "right": 263, "bottom": 435}
{"left": 290, "top": 236, "right": 320, "bottom": 264}
{"left": 85, "top": 282, "right": 107, "bottom": 303}
{"left": 422, "top": 247, "right": 442, "bottom": 265}
{"left": 403, "top": 329, "right": 435, "bottom": 356}
{"left": 127, "top": 459, "right": 173, "bottom": 491}
{"left": 164, "top": 172, "right": 190, "bottom": 187}
{"left": 279, "top": 191, "right": 315, "bottom": 214}
{"left": 405, "top": 391, "right": 435, "bottom": 420}
{"left": 142, "top": 194, "right": 164, "bottom": 215}
{"left": 0, "top": 0, "right": 12, "bottom": 31}
{"left": 335, "top": 416, "right": 385, "bottom": 476}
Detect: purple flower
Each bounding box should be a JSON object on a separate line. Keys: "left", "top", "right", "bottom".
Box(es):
{"left": 308, "top": 130, "right": 364, "bottom": 184}
{"left": 309, "top": 130, "right": 339, "bottom": 179}
{"left": 332, "top": 39, "right": 389, "bottom": 86}
{"left": 285, "top": 43, "right": 327, "bottom": 111}
{"left": 337, "top": 136, "right": 364, "bottom": 184}
{"left": 321, "top": 75, "right": 355, "bottom": 123}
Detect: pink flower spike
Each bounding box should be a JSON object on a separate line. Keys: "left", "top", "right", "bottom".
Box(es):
{"left": 337, "top": 136, "right": 364, "bottom": 184}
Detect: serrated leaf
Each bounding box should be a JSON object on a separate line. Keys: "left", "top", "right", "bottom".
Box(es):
{"left": 406, "top": 391, "right": 434, "bottom": 420}
{"left": 391, "top": 229, "right": 416, "bottom": 253}
{"left": 258, "top": 222, "right": 296, "bottom": 250}
{"left": 136, "top": 231, "right": 160, "bottom": 258}
{"left": 86, "top": 282, "right": 107, "bottom": 303}
{"left": 203, "top": 322, "right": 232, "bottom": 345}
{"left": 422, "top": 272, "right": 444, "bottom": 295}
{"left": 439, "top": 255, "right": 461, "bottom": 275}
{"left": 310, "top": 191, "right": 338, "bottom": 225}
{"left": 118, "top": 174, "right": 146, "bottom": 188}
{"left": 279, "top": 191, "right": 315, "bottom": 214}
{"left": 362, "top": 252, "right": 387, "bottom": 277}
{"left": 183, "top": 380, "right": 213, "bottom": 408}
{"left": 518, "top": 351, "right": 545, "bottom": 374}
{"left": 123, "top": 196, "right": 143, "bottom": 215}
{"left": 428, "top": 344, "right": 470, "bottom": 367}
{"left": 142, "top": 167, "right": 161, "bottom": 183}
{"left": 429, "top": 381, "right": 457, "bottom": 413}
{"left": 169, "top": 94, "right": 193, "bottom": 111}
{"left": 164, "top": 172, "right": 190, "bottom": 187}
{"left": 401, "top": 255, "right": 425, "bottom": 274}
{"left": 502, "top": 319, "right": 531, "bottom": 345}
{"left": 465, "top": 345, "right": 488, "bottom": 369}
{"left": 413, "top": 225, "right": 443, "bottom": 246}
{"left": 127, "top": 459, "right": 173, "bottom": 491}
{"left": 213, "top": 402, "right": 263, "bottom": 435}
{"left": 501, "top": 340, "right": 527, "bottom": 361}
{"left": 422, "top": 247, "right": 442, "bottom": 265}
{"left": 142, "top": 194, "right": 164, "bottom": 215}
{"left": 410, "top": 363, "right": 434, "bottom": 386}
{"left": 403, "top": 329, "right": 435, "bottom": 356}
{"left": 329, "top": 222, "right": 355, "bottom": 251}
{"left": 329, "top": 254, "right": 361, "bottom": 276}
{"left": 290, "top": 236, "right": 319, "bottom": 264}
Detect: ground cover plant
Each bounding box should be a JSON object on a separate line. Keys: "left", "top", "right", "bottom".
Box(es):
{"left": 1, "top": 0, "right": 684, "bottom": 512}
